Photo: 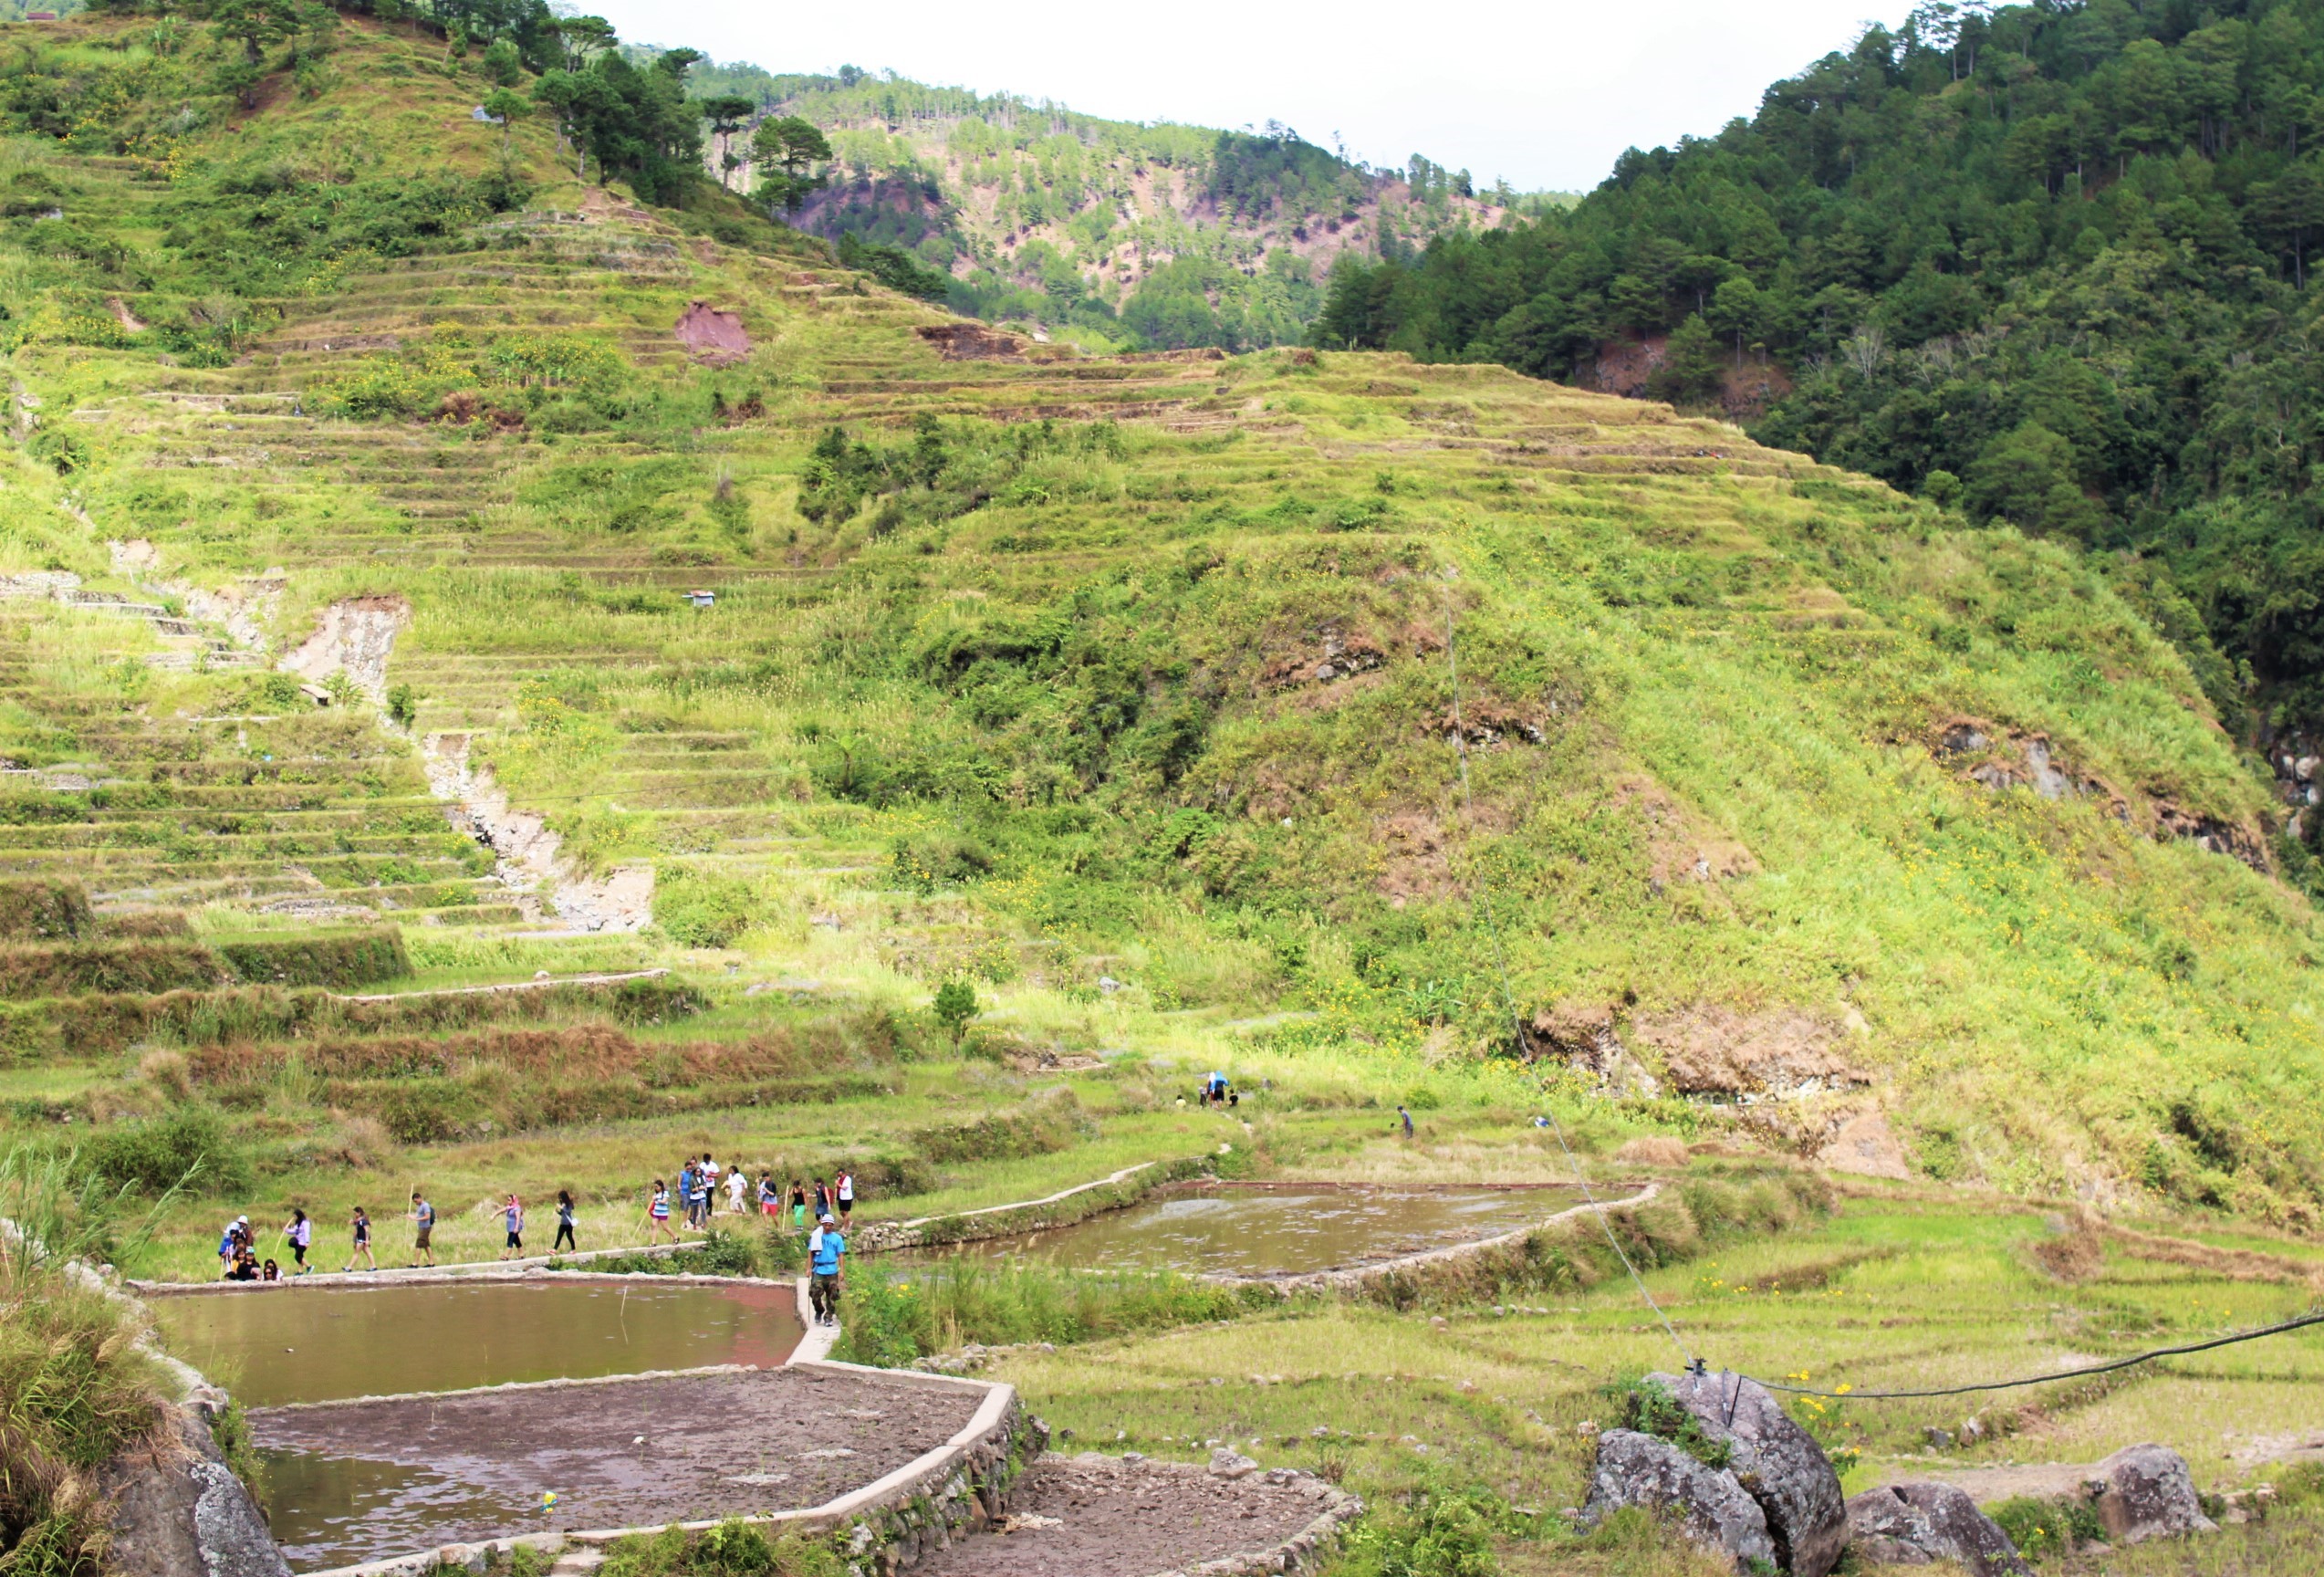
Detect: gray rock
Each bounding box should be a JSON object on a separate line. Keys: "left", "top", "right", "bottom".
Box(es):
{"left": 1579, "top": 1429, "right": 1777, "bottom": 1573}
{"left": 99, "top": 1408, "right": 289, "bottom": 1577}
{"left": 1652, "top": 1372, "right": 1847, "bottom": 1577}
{"left": 1207, "top": 1446, "right": 1259, "bottom": 1479}
{"left": 1845, "top": 1483, "right": 2031, "bottom": 1576}
{"left": 2094, "top": 1444, "right": 2217, "bottom": 1543}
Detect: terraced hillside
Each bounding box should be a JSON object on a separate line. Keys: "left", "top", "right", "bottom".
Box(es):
{"left": 1, "top": 9, "right": 2321, "bottom": 1241}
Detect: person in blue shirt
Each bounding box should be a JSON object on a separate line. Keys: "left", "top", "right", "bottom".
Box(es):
{"left": 408, "top": 1191, "right": 435, "bottom": 1267}
{"left": 808, "top": 1213, "right": 844, "bottom": 1326}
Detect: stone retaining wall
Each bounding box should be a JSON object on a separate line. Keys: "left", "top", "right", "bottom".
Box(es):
{"left": 1236, "top": 1183, "right": 1660, "bottom": 1297}
{"left": 851, "top": 1155, "right": 1213, "bottom": 1253}
{"left": 1197, "top": 1477, "right": 1364, "bottom": 1577}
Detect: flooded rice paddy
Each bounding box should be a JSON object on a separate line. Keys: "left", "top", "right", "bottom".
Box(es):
{"left": 151, "top": 1279, "right": 805, "bottom": 1572}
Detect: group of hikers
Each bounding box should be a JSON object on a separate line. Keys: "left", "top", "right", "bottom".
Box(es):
{"left": 641, "top": 1155, "right": 857, "bottom": 1239}
{"left": 214, "top": 1156, "right": 857, "bottom": 1321}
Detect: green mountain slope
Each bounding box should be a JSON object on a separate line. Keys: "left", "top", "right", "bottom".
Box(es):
{"left": 681, "top": 59, "right": 1526, "bottom": 351}
{"left": 1311, "top": 0, "right": 2324, "bottom": 796}
{"left": 0, "top": 11, "right": 2320, "bottom": 1228}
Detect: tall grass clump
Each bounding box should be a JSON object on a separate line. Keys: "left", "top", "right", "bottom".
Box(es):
{"left": 834, "top": 1258, "right": 1278, "bottom": 1366}
{"left": 598, "top": 1520, "right": 841, "bottom": 1577}
{"left": 0, "top": 1147, "right": 172, "bottom": 1577}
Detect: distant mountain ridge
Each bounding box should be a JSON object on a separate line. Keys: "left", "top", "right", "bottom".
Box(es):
{"left": 672, "top": 58, "right": 1558, "bottom": 350}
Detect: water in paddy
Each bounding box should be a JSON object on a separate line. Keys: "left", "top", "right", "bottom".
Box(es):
{"left": 151, "top": 1279, "right": 804, "bottom": 1572}
{"left": 910, "top": 1184, "right": 1587, "bottom": 1278}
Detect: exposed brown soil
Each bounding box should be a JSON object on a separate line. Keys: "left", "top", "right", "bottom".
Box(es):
{"left": 916, "top": 323, "right": 1027, "bottom": 361}
{"left": 919, "top": 1454, "right": 1346, "bottom": 1577}
{"left": 674, "top": 301, "right": 750, "bottom": 364}
{"left": 251, "top": 1367, "right": 984, "bottom": 1541}
{"left": 1629, "top": 1005, "right": 1860, "bottom": 1099}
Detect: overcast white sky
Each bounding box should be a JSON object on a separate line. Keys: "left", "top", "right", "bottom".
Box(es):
{"left": 594, "top": 0, "right": 1908, "bottom": 193}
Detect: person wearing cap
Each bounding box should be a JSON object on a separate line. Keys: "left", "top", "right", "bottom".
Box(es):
{"left": 218, "top": 1216, "right": 248, "bottom": 1270}
{"left": 808, "top": 1212, "right": 844, "bottom": 1326}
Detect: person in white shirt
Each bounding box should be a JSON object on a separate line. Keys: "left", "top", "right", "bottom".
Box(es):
{"left": 835, "top": 1170, "right": 854, "bottom": 1222}
{"left": 725, "top": 1167, "right": 747, "bottom": 1214}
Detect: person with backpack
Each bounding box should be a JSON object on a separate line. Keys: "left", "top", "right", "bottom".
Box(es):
{"left": 282, "top": 1208, "right": 312, "bottom": 1275}
{"left": 408, "top": 1191, "right": 436, "bottom": 1267}
{"left": 808, "top": 1213, "right": 844, "bottom": 1326}
{"left": 345, "top": 1206, "right": 375, "bottom": 1272}
{"left": 553, "top": 1190, "right": 577, "bottom": 1253}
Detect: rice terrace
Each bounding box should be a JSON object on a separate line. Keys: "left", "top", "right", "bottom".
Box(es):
{"left": 4, "top": 4, "right": 2324, "bottom": 1577}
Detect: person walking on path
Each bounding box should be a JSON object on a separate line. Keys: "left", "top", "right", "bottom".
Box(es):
{"left": 757, "top": 1173, "right": 778, "bottom": 1217}
{"left": 835, "top": 1169, "right": 854, "bottom": 1222}
{"left": 498, "top": 1194, "right": 525, "bottom": 1260}
{"left": 553, "top": 1190, "right": 577, "bottom": 1253}
{"left": 677, "top": 1161, "right": 697, "bottom": 1229}
{"left": 644, "top": 1178, "right": 676, "bottom": 1243}
{"left": 808, "top": 1213, "right": 844, "bottom": 1326}
{"left": 283, "top": 1209, "right": 312, "bottom": 1275}
{"left": 344, "top": 1206, "right": 376, "bottom": 1272}
{"left": 725, "top": 1165, "right": 748, "bottom": 1215}
{"left": 408, "top": 1191, "right": 436, "bottom": 1267}
{"left": 701, "top": 1154, "right": 721, "bottom": 1219}
{"left": 688, "top": 1165, "right": 711, "bottom": 1229}
{"left": 789, "top": 1179, "right": 807, "bottom": 1227}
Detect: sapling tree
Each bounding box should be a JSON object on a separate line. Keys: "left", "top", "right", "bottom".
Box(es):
{"left": 482, "top": 87, "right": 526, "bottom": 156}
{"left": 933, "top": 978, "right": 979, "bottom": 1046}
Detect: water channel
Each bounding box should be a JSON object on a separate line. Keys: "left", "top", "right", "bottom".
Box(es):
{"left": 151, "top": 1278, "right": 805, "bottom": 1572}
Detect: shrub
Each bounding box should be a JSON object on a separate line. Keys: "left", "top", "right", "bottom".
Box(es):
{"left": 599, "top": 1522, "right": 840, "bottom": 1577}
{"left": 1986, "top": 1495, "right": 2102, "bottom": 1561}
{"left": 1605, "top": 1373, "right": 1731, "bottom": 1467}
{"left": 1335, "top": 1489, "right": 1501, "bottom": 1577}
{"left": 652, "top": 866, "right": 758, "bottom": 948}
{"left": 85, "top": 1107, "right": 255, "bottom": 1197}
{"left": 931, "top": 978, "right": 978, "bottom": 1046}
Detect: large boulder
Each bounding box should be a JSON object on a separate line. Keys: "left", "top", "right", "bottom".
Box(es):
{"left": 1651, "top": 1371, "right": 1847, "bottom": 1577}
{"left": 2093, "top": 1444, "right": 2216, "bottom": 1544}
{"left": 99, "top": 1405, "right": 289, "bottom": 1577}
{"left": 1846, "top": 1483, "right": 2031, "bottom": 1576}
{"left": 1579, "top": 1429, "right": 1777, "bottom": 1574}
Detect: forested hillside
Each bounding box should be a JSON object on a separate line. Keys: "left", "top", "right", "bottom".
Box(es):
{"left": 1318, "top": 0, "right": 2324, "bottom": 763}
{"left": 681, "top": 60, "right": 1529, "bottom": 351}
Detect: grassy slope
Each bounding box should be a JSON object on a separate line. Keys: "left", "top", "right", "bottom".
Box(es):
{"left": 0, "top": 14, "right": 2319, "bottom": 1231}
